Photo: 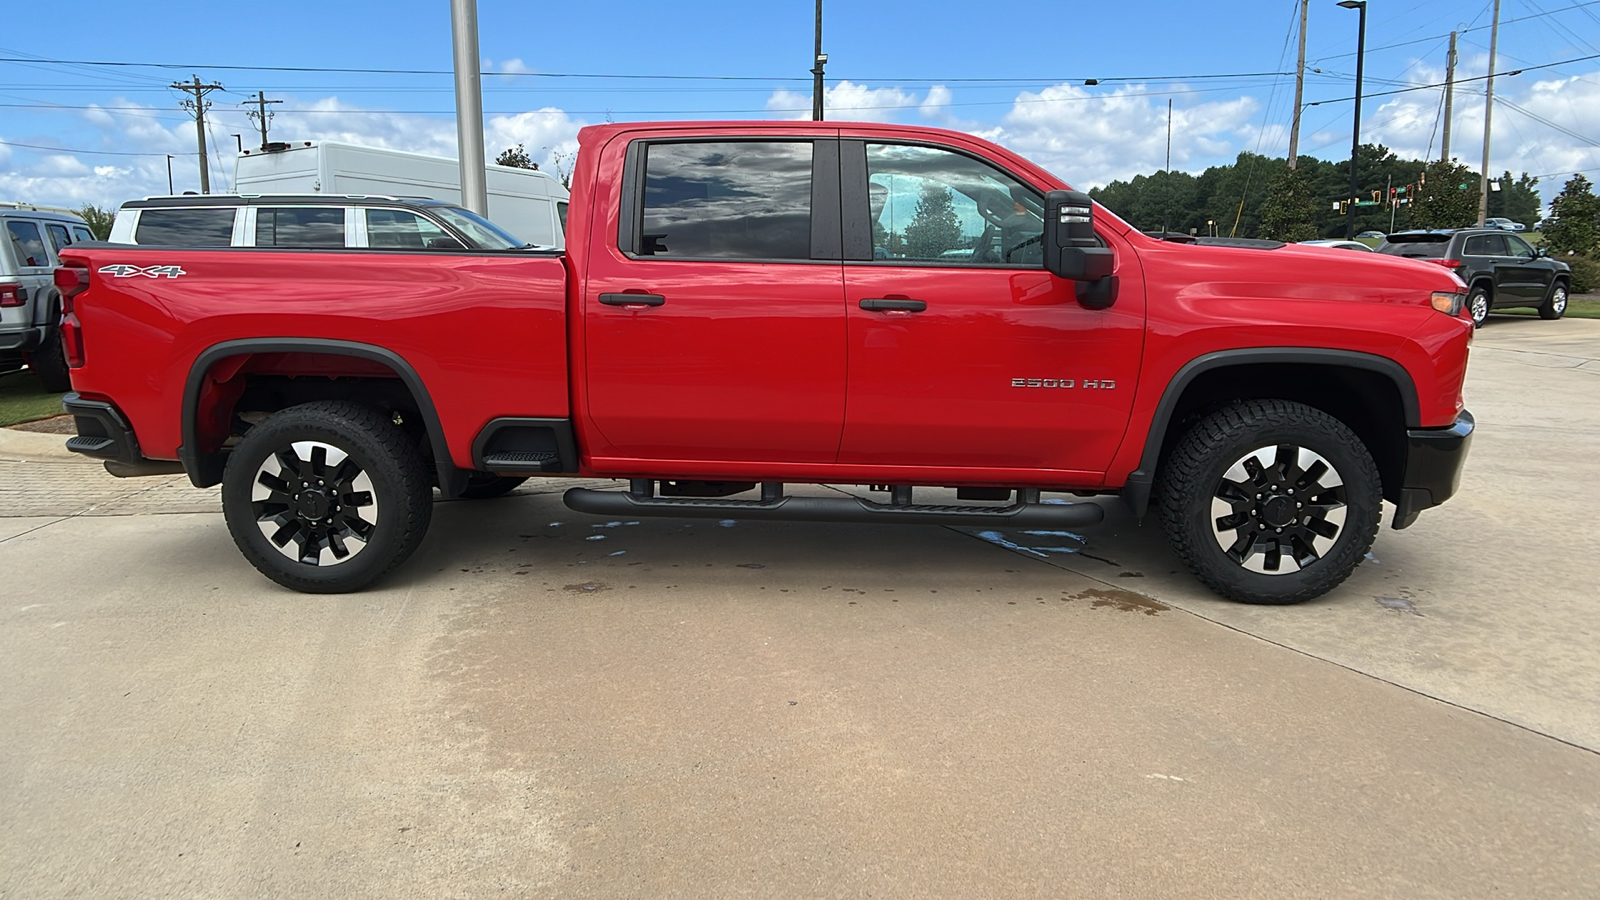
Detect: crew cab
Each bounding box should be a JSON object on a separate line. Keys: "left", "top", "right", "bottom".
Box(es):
{"left": 53, "top": 121, "right": 1476, "bottom": 604}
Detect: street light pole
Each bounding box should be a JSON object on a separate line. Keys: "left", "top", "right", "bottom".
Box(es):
{"left": 811, "top": 0, "right": 826, "bottom": 121}
{"left": 449, "top": 0, "right": 489, "bottom": 216}
{"left": 1338, "top": 0, "right": 1367, "bottom": 239}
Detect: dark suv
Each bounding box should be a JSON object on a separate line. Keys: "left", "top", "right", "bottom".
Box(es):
{"left": 1379, "top": 229, "right": 1570, "bottom": 327}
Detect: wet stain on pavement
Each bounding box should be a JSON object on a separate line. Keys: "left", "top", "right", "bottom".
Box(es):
{"left": 1375, "top": 596, "right": 1422, "bottom": 615}
{"left": 1066, "top": 588, "right": 1170, "bottom": 616}
{"left": 563, "top": 582, "right": 611, "bottom": 593}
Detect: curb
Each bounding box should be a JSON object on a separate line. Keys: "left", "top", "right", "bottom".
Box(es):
{"left": 0, "top": 427, "right": 89, "bottom": 463}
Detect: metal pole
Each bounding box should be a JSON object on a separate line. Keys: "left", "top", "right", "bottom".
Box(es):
{"left": 1441, "top": 31, "right": 1457, "bottom": 161}
{"left": 1477, "top": 0, "right": 1501, "bottom": 227}
{"left": 166, "top": 155, "right": 173, "bottom": 194}
{"left": 1341, "top": 1, "right": 1367, "bottom": 239}
{"left": 1162, "top": 98, "right": 1172, "bottom": 235}
{"left": 450, "top": 0, "right": 489, "bottom": 215}
{"left": 811, "top": 1, "right": 826, "bottom": 121}
{"left": 1288, "top": 0, "right": 1309, "bottom": 169}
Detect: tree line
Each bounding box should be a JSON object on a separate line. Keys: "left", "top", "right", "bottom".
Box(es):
{"left": 1087, "top": 145, "right": 1543, "bottom": 240}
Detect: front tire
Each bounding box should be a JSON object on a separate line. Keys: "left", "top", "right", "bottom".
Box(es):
{"left": 1539, "top": 282, "right": 1568, "bottom": 320}
{"left": 1467, "top": 285, "right": 1491, "bottom": 328}
{"left": 1156, "top": 400, "right": 1382, "bottom": 605}
{"left": 222, "top": 401, "right": 433, "bottom": 593}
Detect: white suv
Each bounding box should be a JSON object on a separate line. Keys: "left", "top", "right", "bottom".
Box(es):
{"left": 109, "top": 194, "right": 538, "bottom": 251}
{"left": 2, "top": 203, "right": 96, "bottom": 391}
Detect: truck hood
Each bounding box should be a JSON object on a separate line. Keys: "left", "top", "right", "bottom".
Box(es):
{"left": 1130, "top": 235, "right": 1467, "bottom": 308}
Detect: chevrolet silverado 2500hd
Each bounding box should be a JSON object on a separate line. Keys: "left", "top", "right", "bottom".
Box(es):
{"left": 53, "top": 121, "right": 1475, "bottom": 603}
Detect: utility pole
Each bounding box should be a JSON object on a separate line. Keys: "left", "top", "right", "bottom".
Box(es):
{"left": 243, "top": 91, "right": 282, "bottom": 150}
{"left": 811, "top": 0, "right": 826, "bottom": 121}
{"left": 1287, "top": 0, "right": 1309, "bottom": 168}
{"left": 449, "top": 0, "right": 489, "bottom": 215}
{"left": 1162, "top": 98, "right": 1172, "bottom": 234}
{"left": 171, "top": 75, "right": 223, "bottom": 193}
{"left": 1477, "top": 0, "right": 1501, "bottom": 227}
{"left": 1441, "top": 31, "right": 1457, "bottom": 162}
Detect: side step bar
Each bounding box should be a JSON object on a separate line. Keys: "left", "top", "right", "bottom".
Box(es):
{"left": 563, "top": 484, "right": 1103, "bottom": 528}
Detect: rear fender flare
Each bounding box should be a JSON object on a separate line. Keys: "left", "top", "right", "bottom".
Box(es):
{"left": 180, "top": 338, "right": 466, "bottom": 495}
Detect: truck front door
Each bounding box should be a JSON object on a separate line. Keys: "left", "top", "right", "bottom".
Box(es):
{"left": 837, "top": 140, "right": 1145, "bottom": 478}
{"left": 581, "top": 138, "right": 847, "bottom": 465}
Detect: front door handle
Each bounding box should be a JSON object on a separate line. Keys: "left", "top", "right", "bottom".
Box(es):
{"left": 599, "top": 292, "right": 666, "bottom": 307}
{"left": 859, "top": 298, "right": 927, "bottom": 313}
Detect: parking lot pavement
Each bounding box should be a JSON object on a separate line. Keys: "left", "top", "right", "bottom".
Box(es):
{"left": 2, "top": 318, "right": 1599, "bottom": 897}
{"left": 988, "top": 316, "right": 1600, "bottom": 752}
{"left": 4, "top": 501, "right": 1599, "bottom": 898}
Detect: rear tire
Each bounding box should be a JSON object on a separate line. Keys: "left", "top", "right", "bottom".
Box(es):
{"left": 1539, "top": 282, "right": 1568, "bottom": 320}
{"left": 1466, "top": 285, "right": 1491, "bottom": 328}
{"left": 221, "top": 401, "right": 433, "bottom": 593}
{"left": 29, "top": 326, "right": 71, "bottom": 393}
{"left": 1155, "top": 400, "right": 1382, "bottom": 605}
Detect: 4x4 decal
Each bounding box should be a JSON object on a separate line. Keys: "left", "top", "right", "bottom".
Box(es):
{"left": 99, "top": 264, "right": 187, "bottom": 279}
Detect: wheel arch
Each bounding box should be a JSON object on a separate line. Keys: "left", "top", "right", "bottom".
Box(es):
{"left": 181, "top": 338, "right": 466, "bottom": 496}
{"left": 1121, "top": 349, "right": 1419, "bottom": 517}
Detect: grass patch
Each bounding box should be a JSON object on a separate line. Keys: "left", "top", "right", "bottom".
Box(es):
{"left": 0, "top": 371, "right": 66, "bottom": 427}
{"left": 1499, "top": 296, "right": 1600, "bottom": 320}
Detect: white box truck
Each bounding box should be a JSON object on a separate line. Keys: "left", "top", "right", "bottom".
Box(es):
{"left": 235, "top": 141, "right": 568, "bottom": 248}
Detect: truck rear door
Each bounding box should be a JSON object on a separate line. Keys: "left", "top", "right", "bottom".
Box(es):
{"left": 580, "top": 136, "right": 847, "bottom": 464}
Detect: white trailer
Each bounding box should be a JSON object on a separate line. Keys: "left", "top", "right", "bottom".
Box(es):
{"left": 235, "top": 141, "right": 568, "bottom": 248}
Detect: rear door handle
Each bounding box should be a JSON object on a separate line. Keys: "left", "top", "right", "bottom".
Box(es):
{"left": 859, "top": 298, "right": 927, "bottom": 313}
{"left": 599, "top": 292, "right": 666, "bottom": 307}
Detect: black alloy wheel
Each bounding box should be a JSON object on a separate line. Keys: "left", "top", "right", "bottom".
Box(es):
{"left": 222, "top": 401, "right": 432, "bottom": 593}
{"left": 1157, "top": 400, "right": 1382, "bottom": 604}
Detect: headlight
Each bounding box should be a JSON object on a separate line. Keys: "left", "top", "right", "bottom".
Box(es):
{"left": 1431, "top": 291, "right": 1465, "bottom": 316}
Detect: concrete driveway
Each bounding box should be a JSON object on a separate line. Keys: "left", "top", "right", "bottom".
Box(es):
{"left": 2, "top": 318, "right": 1598, "bottom": 898}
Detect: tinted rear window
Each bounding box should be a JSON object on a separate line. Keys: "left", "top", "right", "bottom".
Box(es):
{"left": 135, "top": 208, "right": 236, "bottom": 247}
{"left": 639, "top": 141, "right": 813, "bottom": 260}
{"left": 1378, "top": 235, "right": 1449, "bottom": 259}
{"left": 256, "top": 207, "right": 345, "bottom": 248}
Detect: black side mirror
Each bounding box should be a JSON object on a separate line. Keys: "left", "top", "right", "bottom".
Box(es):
{"left": 1043, "top": 190, "right": 1117, "bottom": 309}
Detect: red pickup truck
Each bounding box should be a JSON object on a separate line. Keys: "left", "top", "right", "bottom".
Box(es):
{"left": 53, "top": 121, "right": 1474, "bottom": 604}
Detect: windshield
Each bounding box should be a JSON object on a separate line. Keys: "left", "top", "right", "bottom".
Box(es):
{"left": 430, "top": 206, "right": 526, "bottom": 250}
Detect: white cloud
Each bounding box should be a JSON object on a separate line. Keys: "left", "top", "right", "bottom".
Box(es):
{"left": 766, "top": 80, "right": 925, "bottom": 122}
{"left": 990, "top": 83, "right": 1260, "bottom": 189}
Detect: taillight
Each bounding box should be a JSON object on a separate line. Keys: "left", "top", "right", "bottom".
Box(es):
{"left": 0, "top": 282, "right": 25, "bottom": 308}
{"left": 53, "top": 265, "right": 89, "bottom": 368}
{"left": 1423, "top": 258, "right": 1463, "bottom": 269}
{"left": 53, "top": 266, "right": 89, "bottom": 308}
{"left": 1430, "top": 291, "right": 1466, "bottom": 316}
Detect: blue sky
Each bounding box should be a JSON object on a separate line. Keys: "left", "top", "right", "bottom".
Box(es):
{"left": 3, "top": 0, "right": 1598, "bottom": 212}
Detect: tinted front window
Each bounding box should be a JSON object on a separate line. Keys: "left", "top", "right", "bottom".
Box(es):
{"left": 429, "top": 206, "right": 521, "bottom": 250}
{"left": 639, "top": 141, "right": 812, "bottom": 260}
{"left": 256, "top": 207, "right": 345, "bottom": 248}
{"left": 134, "top": 208, "right": 235, "bottom": 247}
{"left": 865, "top": 144, "right": 1043, "bottom": 265}
{"left": 1506, "top": 234, "right": 1536, "bottom": 259}
{"left": 72, "top": 227, "right": 94, "bottom": 243}
{"left": 6, "top": 220, "right": 49, "bottom": 267}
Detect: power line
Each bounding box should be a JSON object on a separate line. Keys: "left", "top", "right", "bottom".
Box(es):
{"left": 1304, "top": 51, "right": 1600, "bottom": 106}
{"left": 0, "top": 55, "right": 1301, "bottom": 86}
{"left": 1313, "top": 1, "right": 1600, "bottom": 61}
{"left": 0, "top": 138, "right": 195, "bottom": 156}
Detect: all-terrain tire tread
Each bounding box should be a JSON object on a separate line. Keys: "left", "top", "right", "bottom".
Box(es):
{"left": 1155, "top": 399, "right": 1381, "bottom": 605}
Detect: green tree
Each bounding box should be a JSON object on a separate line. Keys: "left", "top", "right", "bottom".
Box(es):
{"left": 903, "top": 182, "right": 962, "bottom": 258}
{"left": 1257, "top": 166, "right": 1320, "bottom": 242}
{"left": 76, "top": 204, "right": 114, "bottom": 240}
{"left": 1411, "top": 158, "right": 1480, "bottom": 230}
{"left": 1488, "top": 172, "right": 1541, "bottom": 227}
{"left": 1541, "top": 174, "right": 1600, "bottom": 256}
{"left": 494, "top": 144, "right": 536, "bottom": 169}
